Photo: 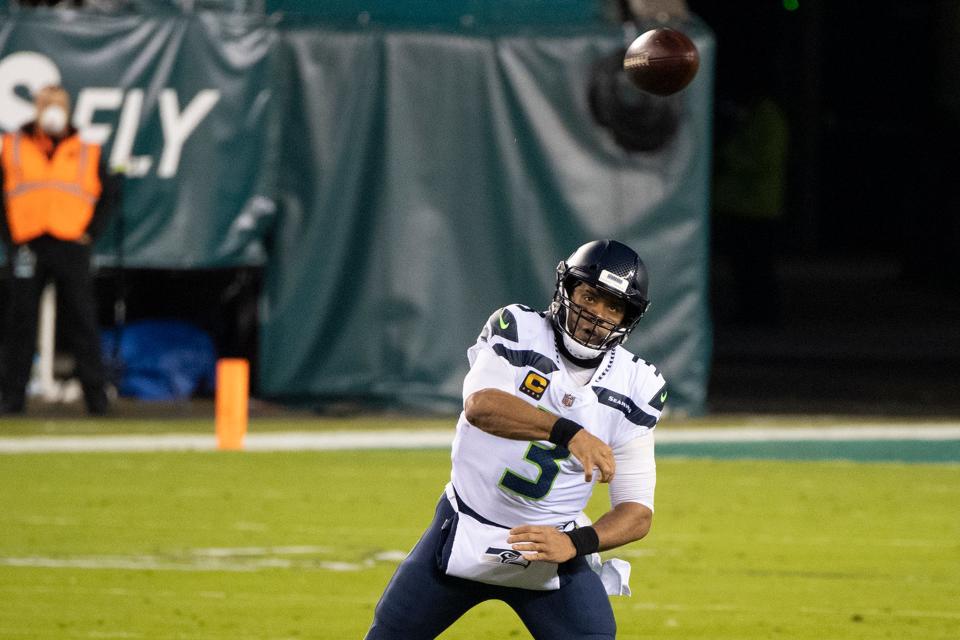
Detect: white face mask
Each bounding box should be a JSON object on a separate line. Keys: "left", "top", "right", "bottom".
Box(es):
{"left": 561, "top": 331, "right": 606, "bottom": 361}
{"left": 38, "top": 105, "right": 68, "bottom": 136}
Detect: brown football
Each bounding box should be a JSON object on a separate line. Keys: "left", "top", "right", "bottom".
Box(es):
{"left": 623, "top": 28, "right": 700, "bottom": 96}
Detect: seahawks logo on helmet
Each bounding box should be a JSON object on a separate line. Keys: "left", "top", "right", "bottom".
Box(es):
{"left": 550, "top": 240, "right": 650, "bottom": 357}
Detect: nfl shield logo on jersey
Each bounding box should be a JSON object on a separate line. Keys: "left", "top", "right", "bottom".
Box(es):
{"left": 562, "top": 394, "right": 575, "bottom": 407}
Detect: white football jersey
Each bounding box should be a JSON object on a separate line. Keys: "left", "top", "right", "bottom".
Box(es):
{"left": 450, "top": 304, "right": 667, "bottom": 527}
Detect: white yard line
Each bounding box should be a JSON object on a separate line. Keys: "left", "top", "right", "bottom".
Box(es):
{"left": 0, "top": 425, "right": 958, "bottom": 454}
{"left": 0, "top": 548, "right": 407, "bottom": 573}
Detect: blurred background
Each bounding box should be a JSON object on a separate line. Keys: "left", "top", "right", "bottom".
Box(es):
{"left": 1, "top": 0, "right": 958, "bottom": 419}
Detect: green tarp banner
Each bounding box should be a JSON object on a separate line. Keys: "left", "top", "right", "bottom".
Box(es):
{"left": 0, "top": 10, "right": 279, "bottom": 267}
{"left": 265, "top": 0, "right": 603, "bottom": 26}
{"left": 260, "top": 22, "right": 714, "bottom": 415}
{"left": 0, "top": 10, "right": 713, "bottom": 415}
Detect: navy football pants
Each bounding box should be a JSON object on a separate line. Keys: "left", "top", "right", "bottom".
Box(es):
{"left": 365, "top": 495, "right": 616, "bottom": 639}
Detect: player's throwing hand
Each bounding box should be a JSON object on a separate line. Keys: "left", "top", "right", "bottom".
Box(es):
{"left": 568, "top": 429, "right": 615, "bottom": 483}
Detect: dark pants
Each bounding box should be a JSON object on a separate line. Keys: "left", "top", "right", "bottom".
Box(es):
{"left": 365, "top": 495, "right": 616, "bottom": 640}
{"left": 2, "top": 235, "right": 107, "bottom": 413}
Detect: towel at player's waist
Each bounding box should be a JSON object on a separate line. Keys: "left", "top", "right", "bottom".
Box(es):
{"left": 439, "top": 482, "right": 631, "bottom": 595}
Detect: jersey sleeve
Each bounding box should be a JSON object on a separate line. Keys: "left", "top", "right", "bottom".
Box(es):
{"left": 607, "top": 359, "right": 668, "bottom": 451}
{"left": 463, "top": 304, "right": 540, "bottom": 401}
{"left": 636, "top": 371, "right": 668, "bottom": 429}
{"left": 608, "top": 431, "right": 656, "bottom": 511}
{"left": 466, "top": 304, "right": 541, "bottom": 365}
{"left": 605, "top": 358, "right": 665, "bottom": 510}
{"left": 462, "top": 347, "right": 516, "bottom": 401}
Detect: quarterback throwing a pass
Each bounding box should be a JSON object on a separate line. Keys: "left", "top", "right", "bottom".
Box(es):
{"left": 366, "top": 240, "right": 667, "bottom": 639}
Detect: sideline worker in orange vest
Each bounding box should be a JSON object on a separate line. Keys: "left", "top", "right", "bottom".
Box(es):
{"left": 0, "top": 85, "right": 120, "bottom": 415}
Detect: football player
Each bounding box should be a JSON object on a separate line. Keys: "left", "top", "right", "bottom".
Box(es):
{"left": 366, "top": 240, "right": 666, "bottom": 639}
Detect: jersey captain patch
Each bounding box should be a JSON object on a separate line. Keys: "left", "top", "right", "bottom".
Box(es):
{"left": 519, "top": 371, "right": 550, "bottom": 400}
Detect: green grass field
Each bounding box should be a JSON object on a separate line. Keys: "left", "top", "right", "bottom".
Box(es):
{"left": 1, "top": 421, "right": 958, "bottom": 639}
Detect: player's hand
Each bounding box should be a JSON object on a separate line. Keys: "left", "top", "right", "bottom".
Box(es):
{"left": 567, "top": 429, "right": 615, "bottom": 483}
{"left": 508, "top": 525, "right": 576, "bottom": 563}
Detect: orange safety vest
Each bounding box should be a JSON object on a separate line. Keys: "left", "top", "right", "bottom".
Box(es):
{"left": 1, "top": 130, "right": 102, "bottom": 244}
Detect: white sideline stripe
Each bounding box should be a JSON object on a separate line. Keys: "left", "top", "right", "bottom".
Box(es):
{"left": 0, "top": 426, "right": 958, "bottom": 454}
{"left": 0, "top": 431, "right": 454, "bottom": 453}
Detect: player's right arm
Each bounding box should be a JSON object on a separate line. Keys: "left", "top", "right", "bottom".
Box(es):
{"left": 462, "top": 348, "right": 614, "bottom": 483}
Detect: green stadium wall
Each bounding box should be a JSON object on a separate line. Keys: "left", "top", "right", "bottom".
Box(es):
{"left": 0, "top": 9, "right": 714, "bottom": 415}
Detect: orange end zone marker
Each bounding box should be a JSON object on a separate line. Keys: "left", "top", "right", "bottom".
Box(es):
{"left": 215, "top": 358, "right": 249, "bottom": 451}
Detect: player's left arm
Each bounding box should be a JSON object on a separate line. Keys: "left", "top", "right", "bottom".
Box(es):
{"left": 509, "top": 432, "right": 655, "bottom": 562}
{"left": 507, "top": 503, "right": 651, "bottom": 563}
{"left": 591, "top": 501, "right": 653, "bottom": 550}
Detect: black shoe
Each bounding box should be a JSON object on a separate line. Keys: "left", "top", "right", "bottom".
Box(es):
{"left": 84, "top": 385, "right": 110, "bottom": 416}
{"left": 0, "top": 401, "right": 25, "bottom": 416}
{"left": 86, "top": 400, "right": 110, "bottom": 416}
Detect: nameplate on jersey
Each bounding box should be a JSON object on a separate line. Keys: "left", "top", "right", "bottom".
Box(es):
{"left": 598, "top": 269, "right": 629, "bottom": 293}
{"left": 592, "top": 386, "right": 657, "bottom": 428}
{"left": 520, "top": 371, "right": 550, "bottom": 400}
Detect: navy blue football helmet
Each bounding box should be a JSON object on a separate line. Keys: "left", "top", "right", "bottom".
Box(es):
{"left": 550, "top": 240, "right": 650, "bottom": 356}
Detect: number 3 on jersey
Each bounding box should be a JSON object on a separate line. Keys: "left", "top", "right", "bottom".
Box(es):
{"left": 499, "top": 443, "right": 570, "bottom": 500}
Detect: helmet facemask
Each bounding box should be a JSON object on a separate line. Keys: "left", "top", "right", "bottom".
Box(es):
{"left": 552, "top": 277, "right": 644, "bottom": 359}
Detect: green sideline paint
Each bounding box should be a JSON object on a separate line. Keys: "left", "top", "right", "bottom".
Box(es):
{"left": 659, "top": 439, "right": 960, "bottom": 463}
